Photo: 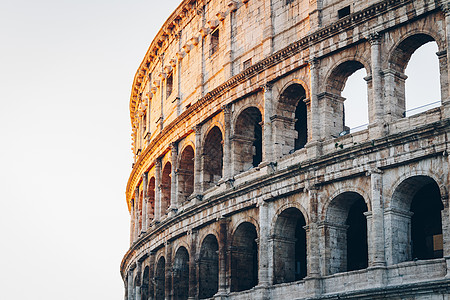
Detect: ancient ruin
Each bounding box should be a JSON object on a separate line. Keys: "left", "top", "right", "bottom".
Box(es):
{"left": 121, "top": 0, "right": 450, "bottom": 298}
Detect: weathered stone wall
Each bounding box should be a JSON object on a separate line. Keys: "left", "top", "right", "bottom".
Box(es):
{"left": 122, "top": 0, "right": 450, "bottom": 299}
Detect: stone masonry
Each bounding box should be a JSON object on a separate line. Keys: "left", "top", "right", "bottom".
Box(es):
{"left": 122, "top": 0, "right": 450, "bottom": 299}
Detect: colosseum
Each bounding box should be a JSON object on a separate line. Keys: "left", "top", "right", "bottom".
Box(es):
{"left": 121, "top": 0, "right": 450, "bottom": 299}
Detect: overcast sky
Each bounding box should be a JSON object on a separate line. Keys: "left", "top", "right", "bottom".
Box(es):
{"left": 0, "top": 1, "right": 440, "bottom": 299}
{"left": 0, "top": 1, "right": 180, "bottom": 299}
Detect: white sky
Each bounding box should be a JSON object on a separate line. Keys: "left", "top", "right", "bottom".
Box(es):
{"left": 0, "top": 1, "right": 441, "bottom": 299}
{"left": 0, "top": 1, "right": 180, "bottom": 299}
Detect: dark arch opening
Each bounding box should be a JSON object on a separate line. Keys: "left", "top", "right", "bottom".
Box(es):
{"left": 173, "top": 247, "right": 189, "bottom": 300}
{"left": 326, "top": 192, "right": 368, "bottom": 274}
{"left": 203, "top": 126, "right": 223, "bottom": 189}
{"left": 199, "top": 234, "right": 219, "bottom": 299}
{"left": 279, "top": 84, "right": 308, "bottom": 153}
{"left": 411, "top": 181, "right": 444, "bottom": 260}
{"left": 234, "top": 107, "right": 263, "bottom": 172}
{"left": 142, "top": 266, "right": 150, "bottom": 300}
{"left": 231, "top": 222, "right": 258, "bottom": 292}
{"left": 391, "top": 176, "right": 444, "bottom": 263}
{"left": 147, "top": 177, "right": 155, "bottom": 220}
{"left": 161, "top": 162, "right": 172, "bottom": 215}
{"left": 155, "top": 257, "right": 165, "bottom": 300}
{"left": 178, "top": 146, "right": 195, "bottom": 201}
{"left": 273, "top": 207, "right": 307, "bottom": 284}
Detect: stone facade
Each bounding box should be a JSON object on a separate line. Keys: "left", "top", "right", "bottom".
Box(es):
{"left": 121, "top": 0, "right": 450, "bottom": 299}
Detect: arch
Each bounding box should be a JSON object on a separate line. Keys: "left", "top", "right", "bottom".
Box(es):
{"left": 199, "top": 234, "right": 219, "bottom": 299}
{"left": 155, "top": 256, "right": 166, "bottom": 300}
{"left": 229, "top": 216, "right": 260, "bottom": 239}
{"left": 273, "top": 207, "right": 307, "bottom": 284}
{"left": 230, "top": 222, "right": 258, "bottom": 292}
{"left": 232, "top": 106, "right": 263, "bottom": 173}
{"left": 389, "top": 175, "right": 444, "bottom": 264}
{"left": 325, "top": 191, "right": 368, "bottom": 274}
{"left": 178, "top": 145, "right": 195, "bottom": 201}
{"left": 387, "top": 32, "right": 443, "bottom": 119}
{"left": 147, "top": 176, "right": 156, "bottom": 220}
{"left": 142, "top": 266, "right": 150, "bottom": 300}
{"left": 161, "top": 162, "right": 172, "bottom": 215}
{"left": 274, "top": 82, "right": 309, "bottom": 156}
{"left": 202, "top": 126, "right": 223, "bottom": 190}
{"left": 321, "top": 186, "right": 372, "bottom": 219}
{"left": 324, "top": 58, "right": 370, "bottom": 136}
{"left": 173, "top": 246, "right": 189, "bottom": 300}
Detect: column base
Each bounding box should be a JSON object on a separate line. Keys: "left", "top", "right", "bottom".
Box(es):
{"left": 305, "top": 140, "right": 322, "bottom": 158}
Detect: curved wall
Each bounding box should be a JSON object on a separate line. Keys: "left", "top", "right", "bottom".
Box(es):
{"left": 123, "top": 0, "right": 450, "bottom": 299}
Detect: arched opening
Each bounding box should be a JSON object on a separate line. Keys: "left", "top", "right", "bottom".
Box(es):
{"left": 202, "top": 126, "right": 223, "bottom": 190}
{"left": 276, "top": 83, "right": 308, "bottom": 156}
{"left": 405, "top": 41, "right": 441, "bottom": 116}
{"left": 390, "top": 176, "right": 443, "bottom": 263}
{"left": 147, "top": 177, "right": 155, "bottom": 220}
{"left": 138, "top": 190, "right": 144, "bottom": 231}
{"left": 341, "top": 68, "right": 369, "bottom": 132}
{"left": 326, "top": 192, "right": 368, "bottom": 274}
{"left": 273, "top": 208, "right": 307, "bottom": 284}
{"left": 199, "top": 234, "right": 219, "bottom": 299}
{"left": 233, "top": 107, "right": 263, "bottom": 173}
{"left": 161, "top": 162, "right": 172, "bottom": 215}
{"left": 231, "top": 222, "right": 258, "bottom": 292}
{"left": 388, "top": 34, "right": 442, "bottom": 119}
{"left": 178, "top": 146, "right": 195, "bottom": 201}
{"left": 142, "top": 266, "right": 150, "bottom": 300}
{"left": 173, "top": 247, "right": 189, "bottom": 300}
{"left": 155, "top": 257, "right": 166, "bottom": 300}
{"left": 326, "top": 60, "right": 367, "bottom": 137}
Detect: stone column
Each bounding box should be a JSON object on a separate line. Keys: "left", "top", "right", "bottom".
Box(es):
{"left": 169, "top": 142, "right": 178, "bottom": 213}
{"left": 258, "top": 199, "right": 271, "bottom": 286}
{"left": 384, "top": 208, "right": 413, "bottom": 265}
{"left": 142, "top": 172, "right": 148, "bottom": 232}
{"left": 217, "top": 217, "right": 229, "bottom": 294}
{"left": 127, "top": 269, "right": 134, "bottom": 300}
{"left": 368, "top": 33, "right": 384, "bottom": 126}
{"left": 222, "top": 105, "right": 232, "bottom": 180}
{"left": 368, "top": 169, "right": 386, "bottom": 267}
{"left": 135, "top": 188, "right": 141, "bottom": 239}
{"left": 165, "top": 242, "right": 173, "bottom": 300}
{"left": 306, "top": 58, "right": 322, "bottom": 157}
{"left": 262, "top": 83, "right": 274, "bottom": 163}
{"left": 193, "top": 125, "right": 202, "bottom": 197}
{"left": 130, "top": 199, "right": 135, "bottom": 245}
{"left": 154, "top": 159, "right": 162, "bottom": 222}
{"left": 188, "top": 230, "right": 198, "bottom": 300}
{"left": 135, "top": 263, "right": 142, "bottom": 300}
{"left": 444, "top": 3, "right": 450, "bottom": 105}
{"left": 148, "top": 251, "right": 156, "bottom": 300}
{"left": 306, "top": 186, "right": 320, "bottom": 277}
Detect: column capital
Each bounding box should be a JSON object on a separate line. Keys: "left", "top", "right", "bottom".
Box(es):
{"left": 155, "top": 158, "right": 162, "bottom": 168}
{"left": 170, "top": 142, "right": 178, "bottom": 152}
{"left": 221, "top": 103, "right": 232, "bottom": 114}
{"left": 193, "top": 124, "right": 202, "bottom": 134}
{"left": 368, "top": 32, "right": 382, "bottom": 45}
{"left": 308, "top": 57, "right": 319, "bottom": 69}
{"left": 260, "top": 82, "right": 273, "bottom": 91}
{"left": 366, "top": 167, "right": 383, "bottom": 176}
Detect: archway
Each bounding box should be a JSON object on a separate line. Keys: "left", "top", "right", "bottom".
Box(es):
{"left": 178, "top": 146, "right": 195, "bottom": 202}
{"left": 199, "top": 234, "right": 219, "bottom": 299}
{"left": 173, "top": 247, "right": 189, "bottom": 300}
{"left": 388, "top": 34, "right": 442, "bottom": 119}
{"left": 273, "top": 207, "right": 307, "bottom": 284}
{"left": 147, "top": 177, "right": 155, "bottom": 220}
{"left": 202, "top": 126, "right": 223, "bottom": 190}
{"left": 155, "top": 257, "right": 166, "bottom": 300}
{"left": 230, "top": 222, "right": 258, "bottom": 292}
{"left": 276, "top": 83, "right": 308, "bottom": 156}
{"left": 142, "top": 266, "right": 150, "bottom": 300}
{"left": 326, "top": 191, "right": 368, "bottom": 274}
{"left": 161, "top": 162, "right": 171, "bottom": 215}
{"left": 233, "top": 107, "right": 262, "bottom": 173}
{"left": 325, "top": 60, "right": 368, "bottom": 137}
{"left": 390, "top": 175, "right": 444, "bottom": 263}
